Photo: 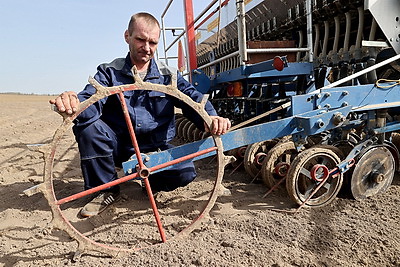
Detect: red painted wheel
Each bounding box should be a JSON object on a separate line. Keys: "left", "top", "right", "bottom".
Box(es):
{"left": 39, "top": 71, "right": 229, "bottom": 256}
{"left": 286, "top": 147, "right": 343, "bottom": 207}
{"left": 243, "top": 140, "right": 278, "bottom": 179}
{"left": 261, "top": 140, "right": 298, "bottom": 189}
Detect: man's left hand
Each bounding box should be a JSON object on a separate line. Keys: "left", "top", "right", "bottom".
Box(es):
{"left": 204, "top": 116, "right": 231, "bottom": 135}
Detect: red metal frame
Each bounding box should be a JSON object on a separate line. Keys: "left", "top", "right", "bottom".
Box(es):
{"left": 183, "top": 0, "right": 198, "bottom": 76}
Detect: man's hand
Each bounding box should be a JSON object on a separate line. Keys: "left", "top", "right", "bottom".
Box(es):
{"left": 49, "top": 91, "right": 80, "bottom": 115}
{"left": 204, "top": 116, "right": 231, "bottom": 135}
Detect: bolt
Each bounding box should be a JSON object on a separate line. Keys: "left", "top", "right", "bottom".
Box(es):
{"left": 342, "top": 91, "right": 349, "bottom": 96}
{"left": 324, "top": 92, "right": 331, "bottom": 97}
{"left": 342, "top": 102, "right": 348, "bottom": 107}
{"left": 324, "top": 104, "right": 331, "bottom": 109}
{"left": 372, "top": 172, "right": 384, "bottom": 184}
{"left": 315, "top": 93, "right": 322, "bottom": 99}
{"left": 316, "top": 119, "right": 325, "bottom": 128}
{"left": 333, "top": 112, "right": 346, "bottom": 125}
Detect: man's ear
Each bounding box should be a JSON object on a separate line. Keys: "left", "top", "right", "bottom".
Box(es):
{"left": 124, "top": 30, "right": 130, "bottom": 43}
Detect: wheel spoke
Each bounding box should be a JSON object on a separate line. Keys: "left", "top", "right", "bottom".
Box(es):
{"left": 299, "top": 167, "right": 311, "bottom": 179}
{"left": 286, "top": 147, "right": 343, "bottom": 207}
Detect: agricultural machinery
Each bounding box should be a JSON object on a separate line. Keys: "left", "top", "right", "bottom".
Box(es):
{"left": 26, "top": 0, "right": 400, "bottom": 257}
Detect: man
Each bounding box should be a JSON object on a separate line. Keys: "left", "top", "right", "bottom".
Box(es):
{"left": 50, "top": 13, "right": 230, "bottom": 217}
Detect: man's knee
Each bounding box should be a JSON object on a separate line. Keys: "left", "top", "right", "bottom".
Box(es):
{"left": 73, "top": 120, "right": 117, "bottom": 159}
{"left": 177, "top": 166, "right": 196, "bottom": 187}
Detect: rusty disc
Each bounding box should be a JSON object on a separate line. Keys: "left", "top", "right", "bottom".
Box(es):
{"left": 351, "top": 146, "right": 395, "bottom": 200}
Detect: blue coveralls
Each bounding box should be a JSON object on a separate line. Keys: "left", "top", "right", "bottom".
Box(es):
{"left": 73, "top": 54, "right": 217, "bottom": 193}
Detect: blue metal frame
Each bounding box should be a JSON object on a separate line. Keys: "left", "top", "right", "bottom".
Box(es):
{"left": 192, "top": 61, "right": 314, "bottom": 93}
{"left": 122, "top": 82, "right": 400, "bottom": 176}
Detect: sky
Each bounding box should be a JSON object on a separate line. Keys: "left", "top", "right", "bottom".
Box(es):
{"left": 0, "top": 0, "right": 208, "bottom": 95}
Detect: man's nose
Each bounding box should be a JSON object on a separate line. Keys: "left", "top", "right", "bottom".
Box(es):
{"left": 143, "top": 42, "right": 150, "bottom": 51}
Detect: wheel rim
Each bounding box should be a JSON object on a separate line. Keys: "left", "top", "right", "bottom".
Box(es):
{"left": 351, "top": 146, "right": 395, "bottom": 200}
{"left": 243, "top": 140, "right": 278, "bottom": 179}
{"left": 261, "top": 140, "right": 297, "bottom": 189}
{"left": 41, "top": 70, "right": 228, "bottom": 255}
{"left": 286, "top": 147, "right": 343, "bottom": 207}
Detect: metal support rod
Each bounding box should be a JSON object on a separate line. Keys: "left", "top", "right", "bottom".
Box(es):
{"left": 161, "top": 0, "right": 174, "bottom": 17}
{"left": 236, "top": 0, "right": 247, "bottom": 64}
{"left": 306, "top": 0, "right": 313, "bottom": 62}
{"left": 161, "top": 17, "right": 169, "bottom": 65}
{"left": 297, "top": 30, "right": 304, "bottom": 62}
{"left": 160, "top": 0, "right": 175, "bottom": 64}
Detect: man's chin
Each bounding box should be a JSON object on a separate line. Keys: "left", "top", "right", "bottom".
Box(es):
{"left": 137, "top": 57, "right": 151, "bottom": 63}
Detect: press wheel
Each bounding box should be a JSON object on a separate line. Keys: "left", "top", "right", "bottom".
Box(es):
{"left": 286, "top": 147, "right": 343, "bottom": 207}
{"left": 261, "top": 140, "right": 297, "bottom": 189}
{"left": 351, "top": 146, "right": 395, "bottom": 200}
{"left": 243, "top": 140, "right": 278, "bottom": 179}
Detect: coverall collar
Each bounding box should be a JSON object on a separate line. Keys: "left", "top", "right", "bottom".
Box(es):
{"left": 123, "top": 53, "right": 160, "bottom": 80}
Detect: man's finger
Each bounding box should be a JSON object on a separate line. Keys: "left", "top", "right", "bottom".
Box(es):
{"left": 70, "top": 94, "right": 80, "bottom": 112}
{"left": 55, "top": 96, "right": 66, "bottom": 112}
{"left": 62, "top": 93, "right": 73, "bottom": 114}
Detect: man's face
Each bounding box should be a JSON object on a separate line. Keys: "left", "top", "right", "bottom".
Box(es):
{"left": 124, "top": 18, "right": 160, "bottom": 67}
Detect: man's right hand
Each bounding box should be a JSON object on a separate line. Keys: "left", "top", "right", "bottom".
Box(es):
{"left": 49, "top": 91, "right": 80, "bottom": 115}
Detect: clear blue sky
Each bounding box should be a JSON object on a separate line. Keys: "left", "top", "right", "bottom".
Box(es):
{"left": 0, "top": 0, "right": 207, "bottom": 95}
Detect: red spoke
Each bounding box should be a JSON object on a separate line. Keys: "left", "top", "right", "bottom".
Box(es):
{"left": 118, "top": 91, "right": 145, "bottom": 169}
{"left": 149, "top": 146, "right": 218, "bottom": 173}
{"left": 56, "top": 172, "right": 139, "bottom": 205}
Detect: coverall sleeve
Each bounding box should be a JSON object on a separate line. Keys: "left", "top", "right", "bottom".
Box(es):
{"left": 73, "top": 65, "right": 111, "bottom": 127}
{"left": 174, "top": 72, "right": 218, "bottom": 130}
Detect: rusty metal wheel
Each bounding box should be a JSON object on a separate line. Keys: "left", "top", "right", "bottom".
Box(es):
{"left": 351, "top": 145, "right": 395, "bottom": 200}
{"left": 37, "top": 70, "right": 230, "bottom": 256}
{"left": 261, "top": 140, "right": 297, "bottom": 189}
{"left": 243, "top": 140, "right": 278, "bottom": 179}
{"left": 286, "top": 147, "right": 343, "bottom": 207}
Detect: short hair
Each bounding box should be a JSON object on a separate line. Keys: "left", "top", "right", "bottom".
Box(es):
{"left": 127, "top": 12, "right": 160, "bottom": 35}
